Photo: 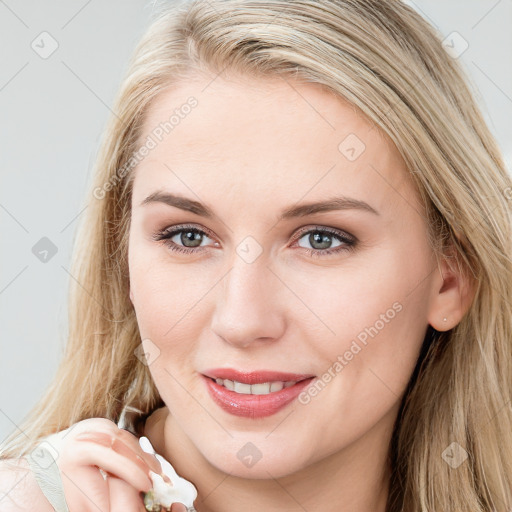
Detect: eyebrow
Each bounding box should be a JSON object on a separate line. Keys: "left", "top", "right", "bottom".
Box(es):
{"left": 140, "top": 191, "right": 379, "bottom": 219}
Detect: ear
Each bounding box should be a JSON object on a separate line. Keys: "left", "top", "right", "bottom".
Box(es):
{"left": 129, "top": 287, "right": 134, "bottom": 304}
{"left": 427, "top": 248, "right": 476, "bottom": 332}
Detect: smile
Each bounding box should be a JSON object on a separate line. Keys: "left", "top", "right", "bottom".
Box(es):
{"left": 209, "top": 377, "right": 298, "bottom": 395}
{"left": 201, "top": 374, "right": 316, "bottom": 418}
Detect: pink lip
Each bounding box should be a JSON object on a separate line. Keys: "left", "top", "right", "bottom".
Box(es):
{"left": 201, "top": 373, "right": 316, "bottom": 418}
{"left": 201, "top": 368, "right": 315, "bottom": 385}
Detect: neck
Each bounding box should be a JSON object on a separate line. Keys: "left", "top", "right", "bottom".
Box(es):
{"left": 147, "top": 408, "right": 395, "bottom": 512}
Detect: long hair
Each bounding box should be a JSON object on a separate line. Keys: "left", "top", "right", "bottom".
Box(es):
{"left": 2, "top": 1, "right": 511, "bottom": 510}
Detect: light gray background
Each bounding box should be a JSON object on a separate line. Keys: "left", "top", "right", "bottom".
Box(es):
{"left": 1, "top": 1, "right": 511, "bottom": 444}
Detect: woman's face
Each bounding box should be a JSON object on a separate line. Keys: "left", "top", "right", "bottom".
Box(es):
{"left": 128, "top": 72, "right": 441, "bottom": 478}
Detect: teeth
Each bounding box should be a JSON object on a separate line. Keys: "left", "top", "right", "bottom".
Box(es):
{"left": 251, "top": 382, "right": 273, "bottom": 394}
{"left": 270, "top": 381, "right": 284, "bottom": 392}
{"left": 212, "top": 378, "right": 299, "bottom": 395}
{"left": 233, "top": 381, "right": 252, "bottom": 394}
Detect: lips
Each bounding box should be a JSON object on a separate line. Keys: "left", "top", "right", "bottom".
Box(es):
{"left": 201, "top": 368, "right": 316, "bottom": 385}
{"left": 200, "top": 368, "right": 317, "bottom": 418}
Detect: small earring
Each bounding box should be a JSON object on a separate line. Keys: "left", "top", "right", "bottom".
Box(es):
{"left": 443, "top": 317, "right": 447, "bottom": 322}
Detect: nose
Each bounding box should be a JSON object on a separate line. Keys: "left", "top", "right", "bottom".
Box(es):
{"left": 210, "top": 258, "right": 286, "bottom": 349}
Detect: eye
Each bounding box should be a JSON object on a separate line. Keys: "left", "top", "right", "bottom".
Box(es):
{"left": 292, "top": 226, "right": 357, "bottom": 257}
{"left": 152, "top": 224, "right": 219, "bottom": 255}
{"left": 152, "top": 224, "right": 357, "bottom": 258}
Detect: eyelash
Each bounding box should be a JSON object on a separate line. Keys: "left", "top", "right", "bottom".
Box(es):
{"left": 152, "top": 223, "right": 357, "bottom": 258}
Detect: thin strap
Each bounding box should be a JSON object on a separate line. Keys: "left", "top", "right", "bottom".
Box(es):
{"left": 26, "top": 443, "right": 70, "bottom": 512}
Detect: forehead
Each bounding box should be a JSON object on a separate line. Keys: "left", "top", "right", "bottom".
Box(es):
{"left": 131, "top": 73, "right": 419, "bottom": 217}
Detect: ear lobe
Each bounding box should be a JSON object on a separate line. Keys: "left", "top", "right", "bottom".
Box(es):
{"left": 427, "top": 252, "right": 476, "bottom": 332}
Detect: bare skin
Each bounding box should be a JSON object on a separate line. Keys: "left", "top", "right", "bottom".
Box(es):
{"left": 0, "top": 415, "right": 191, "bottom": 512}
{"left": 129, "top": 71, "right": 474, "bottom": 512}
{"left": 0, "top": 71, "right": 476, "bottom": 512}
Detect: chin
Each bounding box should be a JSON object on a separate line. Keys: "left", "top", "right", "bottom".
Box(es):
{"left": 198, "top": 436, "right": 310, "bottom": 480}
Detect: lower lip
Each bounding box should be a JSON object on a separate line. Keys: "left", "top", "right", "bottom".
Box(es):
{"left": 201, "top": 375, "right": 316, "bottom": 418}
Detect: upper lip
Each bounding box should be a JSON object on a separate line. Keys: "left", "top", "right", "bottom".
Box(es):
{"left": 201, "top": 368, "right": 316, "bottom": 385}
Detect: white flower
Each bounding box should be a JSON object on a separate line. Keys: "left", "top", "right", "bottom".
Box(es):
{"left": 139, "top": 436, "right": 198, "bottom": 510}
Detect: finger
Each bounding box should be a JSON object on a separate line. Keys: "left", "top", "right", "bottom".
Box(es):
{"left": 64, "top": 438, "right": 153, "bottom": 493}
{"left": 170, "top": 503, "right": 188, "bottom": 512}
{"left": 75, "top": 427, "right": 164, "bottom": 476}
{"left": 108, "top": 475, "right": 146, "bottom": 512}
{"left": 136, "top": 449, "right": 164, "bottom": 478}
{"left": 61, "top": 465, "right": 110, "bottom": 512}
{"left": 112, "top": 428, "right": 164, "bottom": 476}
{"left": 74, "top": 432, "right": 152, "bottom": 474}
{"left": 110, "top": 429, "right": 165, "bottom": 481}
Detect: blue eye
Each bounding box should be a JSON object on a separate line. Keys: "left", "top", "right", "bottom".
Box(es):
{"left": 152, "top": 224, "right": 357, "bottom": 257}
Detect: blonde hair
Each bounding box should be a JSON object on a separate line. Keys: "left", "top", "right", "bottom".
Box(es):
{"left": 2, "top": 1, "right": 511, "bottom": 510}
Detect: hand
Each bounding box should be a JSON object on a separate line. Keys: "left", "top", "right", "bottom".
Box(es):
{"left": 32, "top": 417, "right": 175, "bottom": 512}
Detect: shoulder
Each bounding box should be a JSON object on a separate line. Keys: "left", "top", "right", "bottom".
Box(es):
{"left": 0, "top": 458, "right": 54, "bottom": 511}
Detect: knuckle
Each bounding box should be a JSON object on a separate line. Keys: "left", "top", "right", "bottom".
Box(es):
{"left": 70, "top": 418, "right": 117, "bottom": 438}
{"left": 115, "top": 427, "right": 136, "bottom": 442}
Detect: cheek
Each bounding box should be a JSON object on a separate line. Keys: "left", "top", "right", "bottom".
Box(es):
{"left": 129, "top": 256, "right": 207, "bottom": 407}
{"left": 128, "top": 241, "right": 214, "bottom": 351}
{"left": 290, "top": 248, "right": 431, "bottom": 450}
{"left": 294, "top": 240, "right": 431, "bottom": 389}
{"left": 130, "top": 268, "right": 204, "bottom": 339}
{"left": 298, "top": 246, "right": 424, "bottom": 331}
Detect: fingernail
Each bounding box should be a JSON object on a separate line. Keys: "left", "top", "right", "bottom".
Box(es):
{"left": 150, "top": 455, "right": 163, "bottom": 475}
{"left": 136, "top": 454, "right": 153, "bottom": 474}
